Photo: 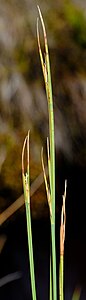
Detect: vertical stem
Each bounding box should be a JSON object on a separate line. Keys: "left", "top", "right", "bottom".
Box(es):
{"left": 37, "top": 7, "right": 57, "bottom": 300}
{"left": 45, "top": 22, "right": 57, "bottom": 300}
{"left": 50, "top": 250, "right": 53, "bottom": 300}
{"left": 22, "top": 134, "right": 37, "bottom": 300}
{"left": 59, "top": 180, "right": 67, "bottom": 300}
{"left": 25, "top": 201, "right": 37, "bottom": 300}
{"left": 59, "top": 254, "right": 64, "bottom": 300}
{"left": 51, "top": 222, "right": 57, "bottom": 300}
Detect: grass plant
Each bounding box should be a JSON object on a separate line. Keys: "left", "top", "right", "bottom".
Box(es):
{"left": 22, "top": 7, "right": 81, "bottom": 300}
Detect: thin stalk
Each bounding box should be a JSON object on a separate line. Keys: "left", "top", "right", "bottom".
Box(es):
{"left": 59, "top": 180, "right": 67, "bottom": 300}
{"left": 37, "top": 6, "right": 57, "bottom": 300}
{"left": 25, "top": 200, "right": 37, "bottom": 300}
{"left": 22, "top": 132, "right": 37, "bottom": 300}
{"left": 59, "top": 253, "right": 64, "bottom": 300}
{"left": 47, "top": 137, "right": 53, "bottom": 300}
{"left": 50, "top": 251, "right": 53, "bottom": 300}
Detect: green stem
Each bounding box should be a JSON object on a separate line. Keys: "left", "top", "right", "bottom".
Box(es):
{"left": 50, "top": 251, "right": 52, "bottom": 300}
{"left": 37, "top": 7, "right": 57, "bottom": 300}
{"left": 46, "top": 27, "right": 57, "bottom": 300}
{"left": 51, "top": 222, "right": 57, "bottom": 300}
{"left": 25, "top": 201, "right": 37, "bottom": 300}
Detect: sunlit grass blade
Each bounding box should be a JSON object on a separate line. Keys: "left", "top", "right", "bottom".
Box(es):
{"left": 37, "top": 18, "right": 46, "bottom": 81}
{"left": 59, "top": 180, "right": 67, "bottom": 300}
{"left": 22, "top": 131, "right": 37, "bottom": 300}
{"left": 37, "top": 6, "right": 57, "bottom": 300}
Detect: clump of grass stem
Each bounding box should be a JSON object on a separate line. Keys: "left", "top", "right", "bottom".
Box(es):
{"left": 22, "top": 7, "right": 81, "bottom": 300}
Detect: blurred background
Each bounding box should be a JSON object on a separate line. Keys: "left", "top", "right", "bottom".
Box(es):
{"left": 0, "top": 0, "right": 86, "bottom": 299}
